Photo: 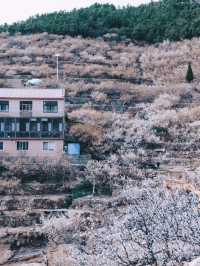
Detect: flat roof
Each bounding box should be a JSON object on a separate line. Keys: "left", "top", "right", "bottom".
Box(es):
{"left": 0, "top": 88, "right": 64, "bottom": 100}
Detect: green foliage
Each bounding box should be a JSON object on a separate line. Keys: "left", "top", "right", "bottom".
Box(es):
{"left": 0, "top": 162, "right": 8, "bottom": 175}
{"left": 64, "top": 195, "right": 73, "bottom": 208}
{"left": 186, "top": 62, "right": 194, "bottom": 82}
{"left": 152, "top": 126, "right": 169, "bottom": 137}
{"left": 71, "top": 181, "right": 93, "bottom": 199}
{"left": 1, "top": 1, "right": 200, "bottom": 43}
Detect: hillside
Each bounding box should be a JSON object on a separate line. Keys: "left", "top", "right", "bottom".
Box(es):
{"left": 1, "top": 0, "right": 200, "bottom": 43}
{"left": 1, "top": 33, "right": 200, "bottom": 265}
{"left": 0, "top": 32, "right": 199, "bottom": 83}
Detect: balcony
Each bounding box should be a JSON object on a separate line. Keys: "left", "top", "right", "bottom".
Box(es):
{"left": 0, "top": 131, "right": 63, "bottom": 139}
{"left": 0, "top": 117, "right": 64, "bottom": 139}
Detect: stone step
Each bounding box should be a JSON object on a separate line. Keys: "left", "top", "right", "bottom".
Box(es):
{"left": 0, "top": 209, "right": 84, "bottom": 248}
{"left": 0, "top": 226, "right": 44, "bottom": 248}
{"left": 0, "top": 194, "right": 72, "bottom": 211}
{"left": 67, "top": 154, "right": 92, "bottom": 166}
{"left": 144, "top": 159, "right": 200, "bottom": 169}
{"left": 158, "top": 167, "right": 192, "bottom": 174}
{"left": 0, "top": 181, "right": 71, "bottom": 196}
{"left": 160, "top": 162, "right": 197, "bottom": 167}
{"left": 8, "top": 247, "right": 44, "bottom": 264}
{"left": 22, "top": 183, "right": 71, "bottom": 196}
{"left": 0, "top": 208, "right": 69, "bottom": 228}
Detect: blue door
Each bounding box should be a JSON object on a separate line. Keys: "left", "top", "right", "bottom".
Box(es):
{"left": 68, "top": 143, "right": 80, "bottom": 155}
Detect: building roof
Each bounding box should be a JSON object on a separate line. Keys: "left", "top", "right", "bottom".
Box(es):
{"left": 0, "top": 88, "right": 64, "bottom": 100}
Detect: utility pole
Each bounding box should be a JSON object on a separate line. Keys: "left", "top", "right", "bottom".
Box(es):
{"left": 55, "top": 53, "right": 60, "bottom": 81}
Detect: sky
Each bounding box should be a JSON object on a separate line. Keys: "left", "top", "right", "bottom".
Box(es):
{"left": 0, "top": 0, "right": 154, "bottom": 25}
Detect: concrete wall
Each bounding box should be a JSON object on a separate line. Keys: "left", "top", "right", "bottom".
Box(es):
{"left": 0, "top": 139, "right": 64, "bottom": 157}
{"left": 0, "top": 99, "right": 64, "bottom": 117}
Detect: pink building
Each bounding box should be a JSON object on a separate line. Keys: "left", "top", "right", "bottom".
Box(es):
{"left": 0, "top": 88, "right": 65, "bottom": 157}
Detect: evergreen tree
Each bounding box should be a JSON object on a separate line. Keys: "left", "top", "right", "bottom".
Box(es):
{"left": 0, "top": 1, "right": 200, "bottom": 44}
{"left": 186, "top": 62, "right": 194, "bottom": 82}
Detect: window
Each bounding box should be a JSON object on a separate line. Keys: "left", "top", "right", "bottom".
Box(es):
{"left": 59, "top": 123, "right": 63, "bottom": 132}
{"left": 0, "top": 142, "right": 3, "bottom": 150}
{"left": 17, "top": 141, "right": 28, "bottom": 150}
{"left": 43, "top": 142, "right": 55, "bottom": 151}
{"left": 0, "top": 101, "right": 9, "bottom": 112}
{"left": 37, "top": 123, "right": 40, "bottom": 132}
{"left": 19, "top": 119, "right": 29, "bottom": 132}
{"left": 30, "top": 121, "right": 37, "bottom": 132}
{"left": 20, "top": 101, "right": 32, "bottom": 112}
{"left": 5, "top": 120, "right": 11, "bottom": 132}
{"left": 0, "top": 122, "right": 4, "bottom": 131}
{"left": 43, "top": 101, "right": 58, "bottom": 113}
{"left": 42, "top": 121, "right": 48, "bottom": 132}
{"left": 16, "top": 122, "right": 20, "bottom": 132}
{"left": 11, "top": 122, "right": 15, "bottom": 132}
{"left": 48, "top": 122, "right": 52, "bottom": 131}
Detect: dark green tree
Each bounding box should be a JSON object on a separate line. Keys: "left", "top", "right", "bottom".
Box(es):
{"left": 0, "top": 1, "right": 200, "bottom": 44}
{"left": 186, "top": 62, "right": 194, "bottom": 83}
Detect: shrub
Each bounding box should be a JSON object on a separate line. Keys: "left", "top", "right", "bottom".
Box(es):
{"left": 69, "top": 123, "right": 104, "bottom": 145}
{"left": 1, "top": 157, "right": 75, "bottom": 183}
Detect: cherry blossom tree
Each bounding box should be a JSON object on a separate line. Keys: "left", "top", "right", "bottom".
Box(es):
{"left": 74, "top": 185, "right": 200, "bottom": 266}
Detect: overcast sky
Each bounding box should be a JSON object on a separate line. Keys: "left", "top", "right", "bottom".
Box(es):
{"left": 0, "top": 0, "right": 154, "bottom": 24}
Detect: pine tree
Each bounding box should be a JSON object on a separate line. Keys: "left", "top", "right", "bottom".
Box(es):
{"left": 186, "top": 62, "right": 194, "bottom": 82}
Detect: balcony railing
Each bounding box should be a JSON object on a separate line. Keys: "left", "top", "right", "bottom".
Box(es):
{"left": 0, "top": 131, "right": 63, "bottom": 139}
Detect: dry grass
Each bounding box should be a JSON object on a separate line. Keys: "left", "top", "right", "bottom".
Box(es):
{"left": 69, "top": 108, "right": 114, "bottom": 127}
{"left": 141, "top": 38, "right": 200, "bottom": 83}
{"left": 47, "top": 245, "right": 77, "bottom": 266}
{"left": 65, "top": 80, "right": 193, "bottom": 104}
{"left": 0, "top": 33, "right": 142, "bottom": 81}
{"left": 0, "top": 32, "right": 200, "bottom": 89}
{"left": 177, "top": 106, "right": 200, "bottom": 123}
{"left": 164, "top": 177, "right": 200, "bottom": 201}
{"left": 69, "top": 123, "right": 104, "bottom": 144}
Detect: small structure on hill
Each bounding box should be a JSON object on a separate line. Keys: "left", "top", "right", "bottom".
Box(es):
{"left": 25, "top": 79, "right": 43, "bottom": 87}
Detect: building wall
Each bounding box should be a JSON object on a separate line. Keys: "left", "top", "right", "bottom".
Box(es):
{"left": 0, "top": 139, "right": 64, "bottom": 157}
{"left": 0, "top": 89, "right": 65, "bottom": 158}
{"left": 0, "top": 99, "right": 64, "bottom": 117}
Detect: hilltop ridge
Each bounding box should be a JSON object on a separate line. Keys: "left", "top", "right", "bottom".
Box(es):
{"left": 1, "top": 0, "right": 200, "bottom": 43}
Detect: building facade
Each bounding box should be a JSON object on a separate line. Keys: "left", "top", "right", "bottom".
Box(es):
{"left": 0, "top": 88, "right": 65, "bottom": 157}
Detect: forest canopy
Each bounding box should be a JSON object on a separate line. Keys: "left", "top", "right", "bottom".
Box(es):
{"left": 1, "top": 0, "right": 200, "bottom": 44}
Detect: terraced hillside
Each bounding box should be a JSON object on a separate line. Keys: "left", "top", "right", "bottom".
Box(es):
{"left": 1, "top": 33, "right": 200, "bottom": 265}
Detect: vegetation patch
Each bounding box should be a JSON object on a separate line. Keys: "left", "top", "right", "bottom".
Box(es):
{"left": 2, "top": 1, "right": 200, "bottom": 44}
{"left": 71, "top": 181, "right": 93, "bottom": 199}
{"left": 152, "top": 126, "right": 169, "bottom": 137}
